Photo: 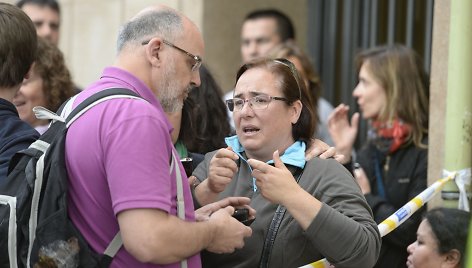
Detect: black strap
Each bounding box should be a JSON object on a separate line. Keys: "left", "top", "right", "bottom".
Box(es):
{"left": 374, "top": 151, "right": 387, "bottom": 200}
{"left": 259, "top": 167, "right": 304, "bottom": 268}
{"left": 97, "top": 256, "right": 113, "bottom": 268}
{"left": 65, "top": 88, "right": 141, "bottom": 123}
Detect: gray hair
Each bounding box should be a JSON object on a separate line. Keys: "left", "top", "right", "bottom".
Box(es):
{"left": 116, "top": 9, "right": 183, "bottom": 52}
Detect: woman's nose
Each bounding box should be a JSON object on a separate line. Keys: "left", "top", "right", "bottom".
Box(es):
{"left": 239, "top": 100, "right": 254, "bottom": 115}
{"left": 353, "top": 84, "right": 361, "bottom": 97}
{"left": 406, "top": 241, "right": 416, "bottom": 254}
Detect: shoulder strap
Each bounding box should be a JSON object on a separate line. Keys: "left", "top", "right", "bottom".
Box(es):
{"left": 259, "top": 167, "right": 303, "bottom": 268}
{"left": 32, "top": 88, "right": 142, "bottom": 125}
{"left": 65, "top": 88, "right": 142, "bottom": 127}
{"left": 99, "top": 150, "right": 187, "bottom": 268}
{"left": 169, "top": 150, "right": 188, "bottom": 268}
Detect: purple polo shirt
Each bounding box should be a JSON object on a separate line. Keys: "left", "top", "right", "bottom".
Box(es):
{"left": 65, "top": 67, "right": 200, "bottom": 268}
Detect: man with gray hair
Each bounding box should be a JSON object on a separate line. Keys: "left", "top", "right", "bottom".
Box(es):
{"left": 65, "top": 5, "right": 252, "bottom": 267}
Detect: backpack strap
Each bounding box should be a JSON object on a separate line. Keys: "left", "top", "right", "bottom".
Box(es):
{"left": 32, "top": 88, "right": 141, "bottom": 124}
{"left": 65, "top": 88, "right": 142, "bottom": 126}
{"left": 97, "top": 232, "right": 123, "bottom": 268}
{"left": 169, "top": 150, "right": 188, "bottom": 268}
{"left": 172, "top": 151, "right": 186, "bottom": 221}
{"left": 59, "top": 95, "right": 78, "bottom": 120}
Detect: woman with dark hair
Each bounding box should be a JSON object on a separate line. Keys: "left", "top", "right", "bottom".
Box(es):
{"left": 407, "top": 208, "right": 470, "bottom": 268}
{"left": 192, "top": 58, "right": 381, "bottom": 267}
{"left": 329, "top": 44, "right": 430, "bottom": 268}
{"left": 13, "top": 38, "right": 75, "bottom": 134}
{"left": 184, "top": 65, "right": 231, "bottom": 154}
{"left": 167, "top": 65, "right": 231, "bottom": 176}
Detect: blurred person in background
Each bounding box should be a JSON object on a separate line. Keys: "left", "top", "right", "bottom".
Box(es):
{"left": 166, "top": 64, "right": 231, "bottom": 176}
{"left": 328, "top": 44, "right": 429, "bottom": 268}
{"left": 269, "top": 40, "right": 333, "bottom": 145}
{"left": 18, "top": 0, "right": 83, "bottom": 92}
{"left": 13, "top": 38, "right": 75, "bottom": 134}
{"left": 186, "top": 65, "right": 231, "bottom": 154}
{"left": 17, "top": 0, "right": 60, "bottom": 46}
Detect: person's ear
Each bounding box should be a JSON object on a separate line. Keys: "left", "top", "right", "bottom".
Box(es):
{"left": 443, "top": 249, "right": 461, "bottom": 268}
{"left": 290, "top": 99, "right": 303, "bottom": 124}
{"left": 144, "top": 38, "right": 162, "bottom": 67}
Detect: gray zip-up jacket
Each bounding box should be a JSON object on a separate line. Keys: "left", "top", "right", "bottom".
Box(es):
{"left": 193, "top": 151, "right": 381, "bottom": 268}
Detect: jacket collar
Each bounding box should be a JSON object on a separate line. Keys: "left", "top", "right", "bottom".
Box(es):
{"left": 0, "top": 98, "right": 19, "bottom": 116}
{"left": 224, "top": 135, "right": 306, "bottom": 169}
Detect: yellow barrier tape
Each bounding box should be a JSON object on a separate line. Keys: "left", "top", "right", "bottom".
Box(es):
{"left": 411, "top": 197, "right": 423, "bottom": 208}
{"left": 299, "top": 174, "right": 456, "bottom": 268}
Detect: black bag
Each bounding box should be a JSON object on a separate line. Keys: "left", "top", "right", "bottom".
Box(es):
{"left": 0, "top": 88, "right": 143, "bottom": 268}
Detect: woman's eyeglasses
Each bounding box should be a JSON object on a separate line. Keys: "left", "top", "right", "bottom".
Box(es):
{"left": 225, "top": 94, "right": 289, "bottom": 112}
{"left": 227, "top": 58, "right": 303, "bottom": 113}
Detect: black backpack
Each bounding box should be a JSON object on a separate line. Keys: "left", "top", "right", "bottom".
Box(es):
{"left": 0, "top": 88, "right": 143, "bottom": 268}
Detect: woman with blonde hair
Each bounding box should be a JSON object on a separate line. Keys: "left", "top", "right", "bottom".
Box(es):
{"left": 328, "top": 44, "right": 429, "bottom": 268}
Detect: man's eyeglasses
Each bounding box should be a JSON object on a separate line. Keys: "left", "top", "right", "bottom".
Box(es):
{"left": 225, "top": 94, "right": 290, "bottom": 112}
{"left": 142, "top": 39, "right": 202, "bottom": 72}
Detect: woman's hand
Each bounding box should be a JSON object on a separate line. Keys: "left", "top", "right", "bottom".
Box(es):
{"left": 328, "top": 104, "right": 360, "bottom": 163}
{"left": 249, "top": 150, "right": 322, "bottom": 230}
{"left": 206, "top": 147, "right": 239, "bottom": 194}
{"left": 248, "top": 150, "right": 303, "bottom": 205}
{"left": 194, "top": 147, "right": 239, "bottom": 206}
{"left": 304, "top": 139, "right": 338, "bottom": 161}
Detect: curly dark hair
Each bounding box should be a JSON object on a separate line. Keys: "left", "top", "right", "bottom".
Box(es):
{"left": 34, "top": 38, "right": 74, "bottom": 112}
{"left": 180, "top": 65, "right": 231, "bottom": 154}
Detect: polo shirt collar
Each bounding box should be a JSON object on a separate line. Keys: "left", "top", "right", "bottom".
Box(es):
{"left": 100, "top": 67, "right": 173, "bottom": 133}
{"left": 101, "top": 67, "right": 161, "bottom": 110}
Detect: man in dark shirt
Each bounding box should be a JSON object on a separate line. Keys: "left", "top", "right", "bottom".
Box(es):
{"left": 0, "top": 3, "right": 39, "bottom": 181}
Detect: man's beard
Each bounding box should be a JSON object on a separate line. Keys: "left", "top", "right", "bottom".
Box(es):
{"left": 157, "top": 59, "right": 185, "bottom": 113}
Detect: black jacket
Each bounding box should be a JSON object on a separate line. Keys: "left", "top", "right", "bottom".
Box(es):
{"left": 357, "top": 138, "right": 428, "bottom": 268}
{"left": 0, "top": 98, "right": 39, "bottom": 182}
